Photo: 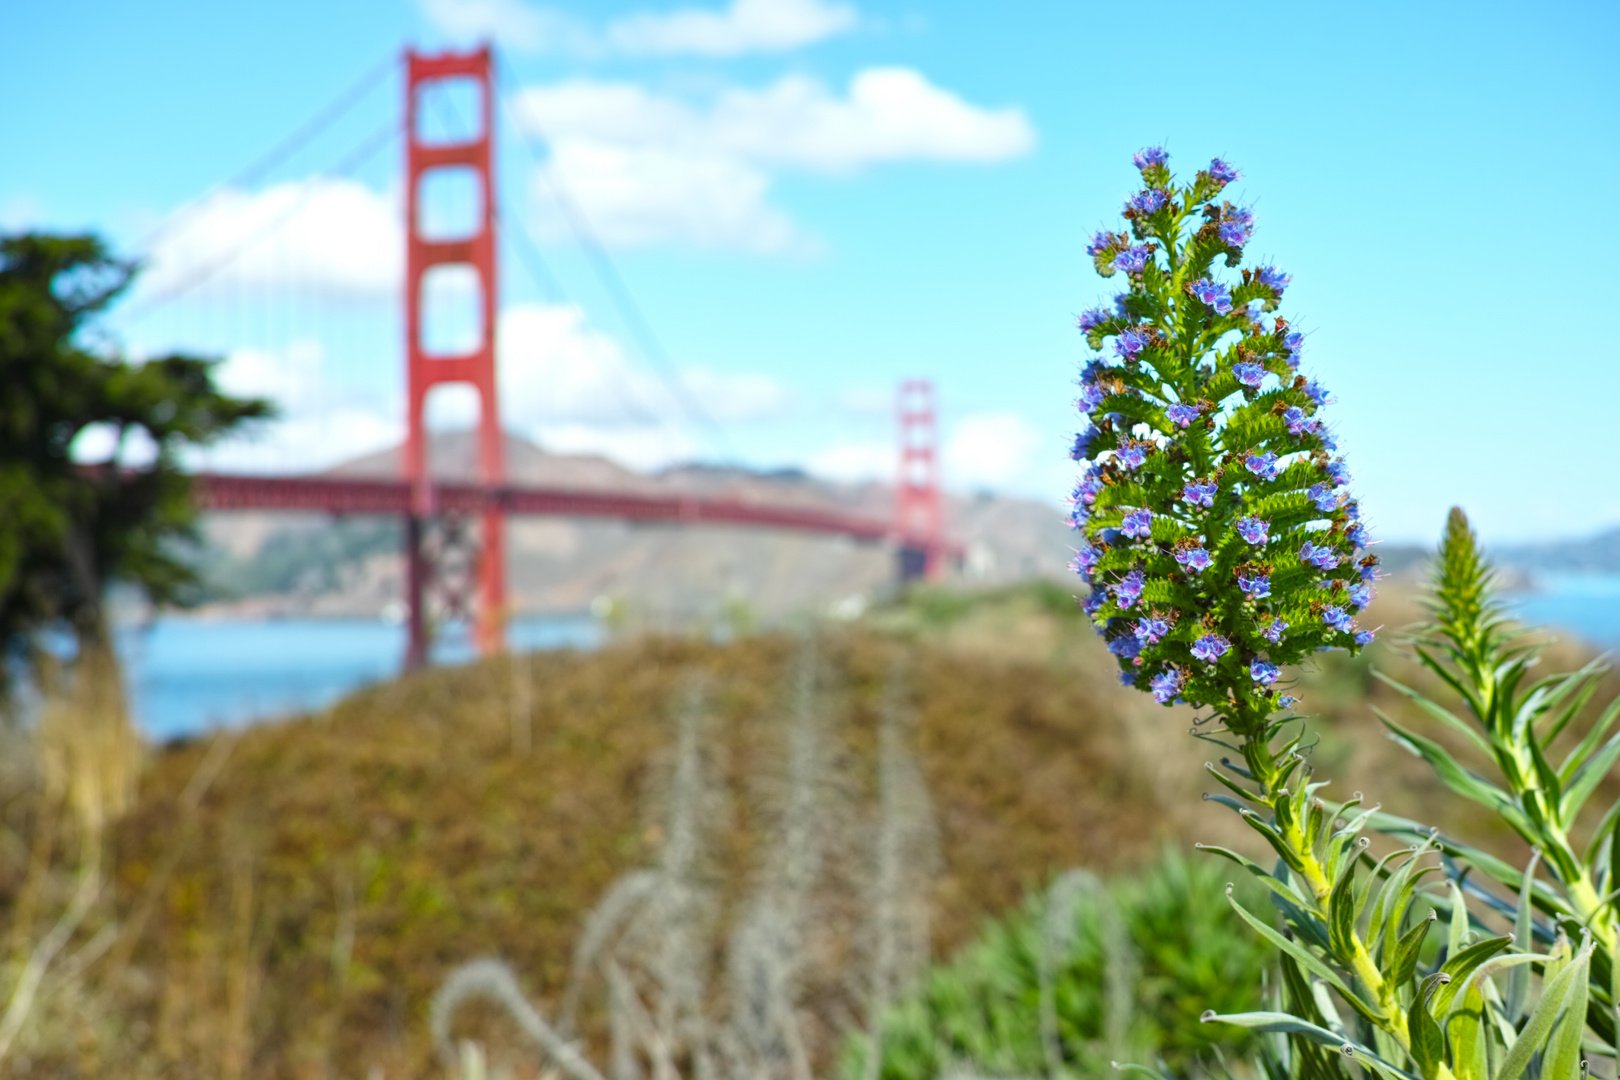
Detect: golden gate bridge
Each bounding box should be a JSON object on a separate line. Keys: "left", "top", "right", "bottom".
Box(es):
{"left": 141, "top": 46, "right": 952, "bottom": 668}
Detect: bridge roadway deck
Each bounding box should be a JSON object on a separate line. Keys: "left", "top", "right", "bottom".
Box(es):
{"left": 192, "top": 473, "right": 907, "bottom": 546}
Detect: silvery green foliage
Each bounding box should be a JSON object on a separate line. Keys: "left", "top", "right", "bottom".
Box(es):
{"left": 1072, "top": 154, "right": 1609, "bottom": 1080}
{"left": 435, "top": 647, "right": 941, "bottom": 1080}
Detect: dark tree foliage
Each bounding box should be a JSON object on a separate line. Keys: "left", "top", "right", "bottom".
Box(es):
{"left": 0, "top": 231, "right": 271, "bottom": 683}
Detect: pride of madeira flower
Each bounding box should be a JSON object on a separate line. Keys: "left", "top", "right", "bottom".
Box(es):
{"left": 1068, "top": 147, "right": 1377, "bottom": 732}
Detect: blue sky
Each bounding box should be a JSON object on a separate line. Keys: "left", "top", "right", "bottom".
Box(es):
{"left": 3, "top": 0, "right": 1617, "bottom": 546}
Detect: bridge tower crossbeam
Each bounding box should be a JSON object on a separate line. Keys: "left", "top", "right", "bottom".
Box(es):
{"left": 403, "top": 45, "right": 505, "bottom": 668}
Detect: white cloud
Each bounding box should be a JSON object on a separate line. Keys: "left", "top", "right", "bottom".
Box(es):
{"left": 807, "top": 439, "right": 889, "bottom": 484}
{"left": 943, "top": 412, "right": 1042, "bottom": 492}
{"left": 193, "top": 339, "right": 402, "bottom": 473}
{"left": 513, "top": 68, "right": 1034, "bottom": 251}
{"left": 138, "top": 179, "right": 400, "bottom": 303}
{"left": 419, "top": 0, "right": 854, "bottom": 56}
{"left": 534, "top": 142, "right": 806, "bottom": 252}
{"left": 606, "top": 0, "right": 856, "bottom": 56}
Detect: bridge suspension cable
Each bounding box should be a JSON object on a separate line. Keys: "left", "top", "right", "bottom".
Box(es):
{"left": 493, "top": 61, "right": 743, "bottom": 463}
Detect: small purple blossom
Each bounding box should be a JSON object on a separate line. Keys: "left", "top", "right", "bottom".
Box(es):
{"left": 1237, "top": 569, "right": 1272, "bottom": 599}
{"left": 1083, "top": 590, "right": 1107, "bottom": 617}
{"left": 1182, "top": 478, "right": 1218, "bottom": 508}
{"left": 1121, "top": 508, "right": 1153, "bottom": 538}
{"left": 1129, "top": 188, "right": 1169, "bottom": 213}
{"left": 1257, "top": 266, "right": 1291, "bottom": 294}
{"left": 1072, "top": 472, "right": 1101, "bottom": 505}
{"left": 1299, "top": 541, "right": 1340, "bottom": 570}
{"left": 1115, "top": 569, "right": 1145, "bottom": 608}
{"left": 1107, "top": 634, "right": 1143, "bottom": 659}
{"left": 1133, "top": 146, "right": 1169, "bottom": 170}
{"left": 1068, "top": 503, "right": 1088, "bottom": 530}
{"left": 1085, "top": 230, "right": 1116, "bottom": 257}
{"left": 1218, "top": 204, "right": 1250, "bottom": 247}
{"left": 1135, "top": 614, "right": 1171, "bottom": 645}
{"left": 1121, "top": 671, "right": 1138, "bottom": 687}
{"left": 1078, "top": 307, "right": 1110, "bottom": 332}
{"left": 1304, "top": 380, "right": 1330, "bottom": 406}
{"left": 1113, "top": 245, "right": 1153, "bottom": 274}
{"left": 1308, "top": 483, "right": 1344, "bottom": 513}
{"left": 1116, "top": 443, "right": 1147, "bottom": 471}
{"left": 1150, "top": 667, "right": 1184, "bottom": 704}
{"left": 1209, "top": 158, "right": 1240, "bottom": 184}
{"left": 1278, "top": 695, "right": 1299, "bottom": 709}
{"left": 1250, "top": 659, "right": 1280, "bottom": 686}
{"left": 1115, "top": 326, "right": 1152, "bottom": 360}
{"left": 1355, "top": 629, "right": 1377, "bottom": 645}
{"left": 1113, "top": 292, "right": 1131, "bottom": 318}
{"left": 1261, "top": 619, "right": 1288, "bottom": 644}
{"left": 1283, "top": 407, "right": 1308, "bottom": 435}
{"left": 1188, "top": 278, "right": 1233, "bottom": 314}
{"left": 1359, "top": 560, "right": 1379, "bottom": 582}
{"left": 1078, "top": 382, "right": 1108, "bottom": 412}
{"left": 1322, "top": 606, "right": 1354, "bottom": 633}
{"left": 1070, "top": 545, "right": 1100, "bottom": 576}
{"left": 1237, "top": 517, "right": 1269, "bottom": 545}
{"left": 1327, "top": 461, "right": 1351, "bottom": 486}
{"left": 1284, "top": 331, "right": 1305, "bottom": 359}
{"left": 1167, "top": 403, "right": 1201, "bottom": 428}
{"left": 1191, "top": 634, "right": 1231, "bottom": 663}
{"left": 1068, "top": 430, "right": 1095, "bottom": 461}
{"left": 1347, "top": 523, "right": 1368, "bottom": 549}
{"left": 1175, "top": 546, "right": 1213, "bottom": 573}
{"left": 1245, "top": 452, "right": 1279, "bottom": 481}
{"left": 1233, "top": 362, "right": 1267, "bottom": 388}
{"left": 1348, "top": 583, "right": 1373, "bottom": 610}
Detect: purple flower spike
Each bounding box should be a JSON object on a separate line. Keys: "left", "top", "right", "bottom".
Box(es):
{"left": 1133, "top": 146, "right": 1169, "bottom": 170}
{"left": 1236, "top": 517, "right": 1269, "bottom": 545}
{"left": 1113, "top": 245, "right": 1153, "bottom": 274}
{"left": 1322, "top": 606, "right": 1354, "bottom": 633}
{"left": 1167, "top": 403, "right": 1201, "bottom": 428}
{"left": 1129, "top": 188, "right": 1169, "bottom": 213}
{"left": 1121, "top": 508, "right": 1153, "bottom": 538}
{"left": 1150, "top": 667, "right": 1184, "bottom": 704}
{"left": 1233, "top": 362, "right": 1267, "bottom": 388}
{"left": 1244, "top": 452, "right": 1279, "bottom": 481}
{"left": 1261, "top": 619, "right": 1288, "bottom": 644}
{"left": 1135, "top": 614, "right": 1171, "bottom": 645}
{"left": 1250, "top": 659, "right": 1280, "bottom": 686}
{"left": 1115, "top": 569, "right": 1146, "bottom": 608}
{"left": 1078, "top": 307, "right": 1109, "bottom": 332}
{"left": 1188, "top": 278, "right": 1233, "bottom": 314}
{"left": 1209, "top": 158, "right": 1240, "bottom": 184}
{"left": 1237, "top": 569, "right": 1272, "bottom": 599}
{"left": 1257, "top": 266, "right": 1291, "bottom": 294}
{"left": 1354, "top": 629, "right": 1377, "bottom": 645}
{"left": 1182, "top": 478, "right": 1218, "bottom": 508}
{"left": 1191, "top": 634, "right": 1231, "bottom": 663}
{"left": 1283, "top": 406, "right": 1308, "bottom": 435}
{"left": 1348, "top": 583, "right": 1373, "bottom": 609}
{"left": 1175, "top": 546, "right": 1213, "bottom": 572}
{"left": 1115, "top": 326, "right": 1152, "bottom": 360}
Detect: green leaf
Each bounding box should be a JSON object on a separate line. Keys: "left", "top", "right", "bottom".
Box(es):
{"left": 1330, "top": 856, "right": 1359, "bottom": 958}
{"left": 1373, "top": 666, "right": 1492, "bottom": 756}
{"left": 1378, "top": 711, "right": 1525, "bottom": 823}
{"left": 1543, "top": 939, "right": 1592, "bottom": 1080}
{"left": 1393, "top": 911, "right": 1437, "bottom": 989}
{"left": 1408, "top": 975, "right": 1448, "bottom": 1080}
{"left": 1506, "top": 849, "right": 1544, "bottom": 1020}
{"left": 1493, "top": 940, "right": 1588, "bottom": 1080}
{"left": 1225, "top": 891, "right": 1376, "bottom": 1020}
{"left": 1432, "top": 935, "right": 1512, "bottom": 1016}
{"left": 1558, "top": 693, "right": 1620, "bottom": 786}
{"left": 1560, "top": 733, "right": 1620, "bottom": 825}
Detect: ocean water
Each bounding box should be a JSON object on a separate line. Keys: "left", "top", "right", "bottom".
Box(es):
{"left": 1505, "top": 574, "right": 1620, "bottom": 649}
{"left": 114, "top": 614, "right": 602, "bottom": 741}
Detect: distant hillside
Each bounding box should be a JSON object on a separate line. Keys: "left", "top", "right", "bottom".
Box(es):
{"left": 197, "top": 432, "right": 1074, "bottom": 621}
{"left": 1494, "top": 527, "right": 1620, "bottom": 575}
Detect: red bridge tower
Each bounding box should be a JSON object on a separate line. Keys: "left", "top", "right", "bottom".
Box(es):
{"left": 895, "top": 379, "right": 944, "bottom": 581}
{"left": 403, "top": 45, "right": 505, "bottom": 667}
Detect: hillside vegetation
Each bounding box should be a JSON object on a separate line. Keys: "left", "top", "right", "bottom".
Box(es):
{"left": 7, "top": 580, "right": 1620, "bottom": 1079}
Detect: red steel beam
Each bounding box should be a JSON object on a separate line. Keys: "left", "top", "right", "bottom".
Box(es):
{"left": 189, "top": 473, "right": 940, "bottom": 549}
